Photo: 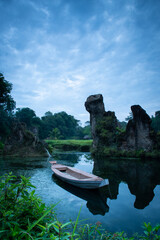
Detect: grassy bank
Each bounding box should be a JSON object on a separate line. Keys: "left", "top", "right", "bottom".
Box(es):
{"left": 46, "top": 139, "right": 93, "bottom": 152}
{"left": 45, "top": 139, "right": 160, "bottom": 160}
{"left": 1, "top": 173, "right": 160, "bottom": 239}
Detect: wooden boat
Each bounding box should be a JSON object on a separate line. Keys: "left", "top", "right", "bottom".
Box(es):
{"left": 52, "top": 174, "right": 109, "bottom": 215}
{"left": 50, "top": 161, "right": 108, "bottom": 189}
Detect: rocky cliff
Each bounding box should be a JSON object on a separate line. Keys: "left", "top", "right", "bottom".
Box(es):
{"left": 126, "top": 105, "right": 153, "bottom": 151}
{"left": 85, "top": 94, "right": 105, "bottom": 149}
{"left": 3, "top": 120, "right": 48, "bottom": 157}
{"left": 85, "top": 94, "right": 154, "bottom": 153}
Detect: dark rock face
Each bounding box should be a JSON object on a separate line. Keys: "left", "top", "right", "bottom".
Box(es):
{"left": 85, "top": 94, "right": 105, "bottom": 148}
{"left": 3, "top": 121, "right": 48, "bottom": 157}
{"left": 85, "top": 94, "right": 153, "bottom": 152}
{"left": 126, "top": 105, "right": 153, "bottom": 151}
{"left": 85, "top": 94, "right": 105, "bottom": 115}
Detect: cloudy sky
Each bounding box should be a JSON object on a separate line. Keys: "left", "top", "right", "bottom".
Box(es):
{"left": 0, "top": 0, "right": 160, "bottom": 124}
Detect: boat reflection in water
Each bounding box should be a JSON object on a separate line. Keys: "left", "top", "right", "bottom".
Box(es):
{"left": 52, "top": 174, "right": 110, "bottom": 216}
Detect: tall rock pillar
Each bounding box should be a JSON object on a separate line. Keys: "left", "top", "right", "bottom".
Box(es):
{"left": 85, "top": 94, "right": 105, "bottom": 149}
{"left": 126, "top": 105, "right": 153, "bottom": 151}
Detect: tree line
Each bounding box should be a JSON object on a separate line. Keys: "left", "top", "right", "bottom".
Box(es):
{"left": 0, "top": 73, "right": 91, "bottom": 142}
{"left": 0, "top": 73, "right": 160, "bottom": 143}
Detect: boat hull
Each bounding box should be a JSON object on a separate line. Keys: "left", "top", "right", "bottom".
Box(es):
{"left": 50, "top": 163, "right": 108, "bottom": 189}
{"left": 54, "top": 172, "right": 103, "bottom": 188}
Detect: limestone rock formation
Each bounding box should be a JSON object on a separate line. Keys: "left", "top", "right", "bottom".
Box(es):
{"left": 126, "top": 105, "right": 153, "bottom": 151}
{"left": 3, "top": 121, "right": 48, "bottom": 157}
{"left": 85, "top": 94, "right": 105, "bottom": 148}
{"left": 85, "top": 94, "right": 118, "bottom": 149}
{"left": 85, "top": 94, "right": 154, "bottom": 153}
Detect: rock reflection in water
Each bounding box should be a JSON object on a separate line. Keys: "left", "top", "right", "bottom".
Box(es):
{"left": 52, "top": 174, "right": 110, "bottom": 215}
{"left": 93, "top": 158, "right": 160, "bottom": 210}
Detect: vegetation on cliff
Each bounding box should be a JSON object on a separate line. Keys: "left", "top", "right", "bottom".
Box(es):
{"left": 1, "top": 173, "right": 160, "bottom": 239}
{"left": 1, "top": 74, "right": 160, "bottom": 158}
{"left": 85, "top": 94, "right": 160, "bottom": 159}
{"left": 92, "top": 112, "right": 160, "bottom": 159}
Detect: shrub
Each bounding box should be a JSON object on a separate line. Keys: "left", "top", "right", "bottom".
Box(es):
{"left": 0, "top": 173, "right": 160, "bottom": 239}
{"left": 0, "top": 141, "right": 4, "bottom": 150}
{"left": 0, "top": 173, "right": 57, "bottom": 239}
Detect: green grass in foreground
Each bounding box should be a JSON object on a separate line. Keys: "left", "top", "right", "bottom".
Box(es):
{"left": 0, "top": 173, "right": 160, "bottom": 239}
{"left": 46, "top": 139, "right": 93, "bottom": 152}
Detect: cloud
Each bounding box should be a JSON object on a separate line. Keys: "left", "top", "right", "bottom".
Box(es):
{"left": 0, "top": 0, "right": 160, "bottom": 124}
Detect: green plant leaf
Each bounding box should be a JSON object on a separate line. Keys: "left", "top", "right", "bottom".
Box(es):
{"left": 25, "top": 204, "right": 56, "bottom": 233}
{"left": 71, "top": 206, "right": 82, "bottom": 240}
{"left": 61, "top": 222, "right": 72, "bottom": 229}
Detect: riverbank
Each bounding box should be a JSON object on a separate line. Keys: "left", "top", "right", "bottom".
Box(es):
{"left": 91, "top": 147, "right": 160, "bottom": 160}
{"left": 46, "top": 139, "right": 92, "bottom": 152}
{"left": 45, "top": 139, "right": 160, "bottom": 160}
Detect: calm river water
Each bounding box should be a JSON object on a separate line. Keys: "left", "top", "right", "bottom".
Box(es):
{"left": 0, "top": 152, "right": 160, "bottom": 236}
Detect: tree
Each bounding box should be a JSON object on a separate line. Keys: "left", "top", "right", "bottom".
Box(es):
{"left": 49, "top": 128, "right": 61, "bottom": 139}
{"left": 0, "top": 73, "right": 16, "bottom": 140}
{"left": 0, "top": 73, "right": 16, "bottom": 113}
{"left": 151, "top": 111, "right": 160, "bottom": 133}
{"left": 125, "top": 112, "right": 133, "bottom": 122}
{"left": 44, "top": 111, "right": 53, "bottom": 117}
{"left": 96, "top": 112, "right": 118, "bottom": 147}
{"left": 15, "top": 108, "right": 36, "bottom": 128}
{"left": 40, "top": 111, "right": 80, "bottom": 139}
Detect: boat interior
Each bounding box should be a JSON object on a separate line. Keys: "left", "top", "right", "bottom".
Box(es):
{"left": 60, "top": 167, "right": 91, "bottom": 180}
{"left": 51, "top": 162, "right": 101, "bottom": 180}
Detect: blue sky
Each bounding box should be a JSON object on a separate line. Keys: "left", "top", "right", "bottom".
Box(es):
{"left": 0, "top": 0, "right": 160, "bottom": 124}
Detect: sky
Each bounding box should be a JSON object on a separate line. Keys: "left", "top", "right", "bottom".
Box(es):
{"left": 0, "top": 0, "right": 160, "bottom": 125}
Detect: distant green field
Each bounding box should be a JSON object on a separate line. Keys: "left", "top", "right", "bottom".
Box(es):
{"left": 45, "top": 139, "right": 92, "bottom": 152}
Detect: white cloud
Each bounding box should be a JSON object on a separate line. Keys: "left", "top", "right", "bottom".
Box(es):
{"left": 0, "top": 0, "right": 160, "bottom": 124}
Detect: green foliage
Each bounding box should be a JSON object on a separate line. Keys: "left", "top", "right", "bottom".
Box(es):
{"left": 151, "top": 111, "right": 160, "bottom": 133}
{"left": 0, "top": 141, "right": 4, "bottom": 150}
{"left": 75, "top": 125, "right": 92, "bottom": 140}
{"left": 143, "top": 222, "right": 160, "bottom": 239}
{"left": 125, "top": 112, "right": 133, "bottom": 122}
{"left": 0, "top": 109, "right": 13, "bottom": 140}
{"left": 0, "top": 173, "right": 160, "bottom": 239}
{"left": 156, "top": 132, "right": 160, "bottom": 150}
{"left": 82, "top": 125, "right": 91, "bottom": 138}
{"left": 96, "top": 114, "right": 118, "bottom": 147}
{"left": 0, "top": 73, "right": 16, "bottom": 113}
{"left": 118, "top": 121, "right": 127, "bottom": 130}
{"left": 0, "top": 173, "right": 56, "bottom": 239}
{"left": 49, "top": 128, "right": 62, "bottom": 140}
{"left": 14, "top": 108, "right": 85, "bottom": 141}
{"left": 46, "top": 139, "right": 92, "bottom": 152}
{"left": 15, "top": 107, "right": 36, "bottom": 128}
{"left": 116, "top": 127, "right": 126, "bottom": 147}
{"left": 0, "top": 73, "right": 16, "bottom": 140}
{"left": 0, "top": 173, "right": 81, "bottom": 239}
{"left": 40, "top": 111, "right": 79, "bottom": 140}
{"left": 77, "top": 221, "right": 160, "bottom": 239}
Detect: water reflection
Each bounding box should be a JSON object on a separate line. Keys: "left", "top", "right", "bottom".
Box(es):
{"left": 0, "top": 153, "right": 160, "bottom": 235}
{"left": 52, "top": 174, "right": 110, "bottom": 215}
{"left": 52, "top": 152, "right": 80, "bottom": 165}
{"left": 93, "top": 157, "right": 160, "bottom": 210}
{"left": 0, "top": 156, "right": 49, "bottom": 177}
